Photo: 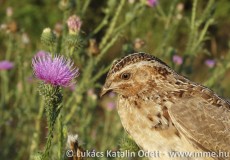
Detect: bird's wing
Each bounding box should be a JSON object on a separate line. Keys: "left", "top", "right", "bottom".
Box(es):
{"left": 168, "top": 91, "right": 230, "bottom": 154}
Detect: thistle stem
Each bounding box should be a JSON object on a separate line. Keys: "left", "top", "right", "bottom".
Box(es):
{"left": 99, "top": 0, "right": 125, "bottom": 49}
{"left": 39, "top": 85, "right": 63, "bottom": 160}
{"left": 41, "top": 120, "right": 55, "bottom": 160}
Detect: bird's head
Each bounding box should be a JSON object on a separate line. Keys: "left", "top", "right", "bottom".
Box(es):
{"left": 101, "top": 52, "right": 172, "bottom": 97}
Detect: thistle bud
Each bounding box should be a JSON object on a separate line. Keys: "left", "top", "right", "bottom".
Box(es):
{"left": 54, "top": 22, "right": 63, "bottom": 37}
{"left": 88, "top": 39, "right": 99, "bottom": 56}
{"left": 134, "top": 38, "right": 145, "bottom": 50}
{"left": 58, "top": 0, "right": 73, "bottom": 11}
{"left": 67, "top": 15, "right": 82, "bottom": 35}
{"left": 177, "top": 3, "right": 184, "bottom": 12}
{"left": 6, "top": 7, "right": 13, "bottom": 17}
{"left": 41, "top": 28, "right": 56, "bottom": 47}
{"left": 145, "top": 0, "right": 158, "bottom": 7}
{"left": 7, "top": 21, "right": 17, "bottom": 33}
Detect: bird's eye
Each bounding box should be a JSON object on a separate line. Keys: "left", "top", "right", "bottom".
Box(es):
{"left": 121, "top": 72, "right": 131, "bottom": 80}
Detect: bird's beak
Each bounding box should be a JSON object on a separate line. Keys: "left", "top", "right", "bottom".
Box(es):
{"left": 100, "top": 81, "right": 112, "bottom": 97}
{"left": 100, "top": 87, "right": 110, "bottom": 97}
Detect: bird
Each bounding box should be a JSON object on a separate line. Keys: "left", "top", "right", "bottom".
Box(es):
{"left": 101, "top": 52, "right": 230, "bottom": 160}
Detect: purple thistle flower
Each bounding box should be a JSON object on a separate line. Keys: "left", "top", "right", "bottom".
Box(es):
{"left": 172, "top": 55, "right": 183, "bottom": 65}
{"left": 35, "top": 50, "right": 49, "bottom": 58}
{"left": 205, "top": 59, "right": 215, "bottom": 68}
{"left": 108, "top": 92, "right": 116, "bottom": 98}
{"left": 107, "top": 102, "right": 116, "bottom": 110}
{"left": 32, "top": 55, "right": 79, "bottom": 87}
{"left": 146, "top": 0, "right": 158, "bottom": 7}
{"left": 0, "top": 60, "right": 14, "bottom": 70}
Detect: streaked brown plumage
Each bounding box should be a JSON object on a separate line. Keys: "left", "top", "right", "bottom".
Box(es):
{"left": 101, "top": 52, "right": 230, "bottom": 160}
